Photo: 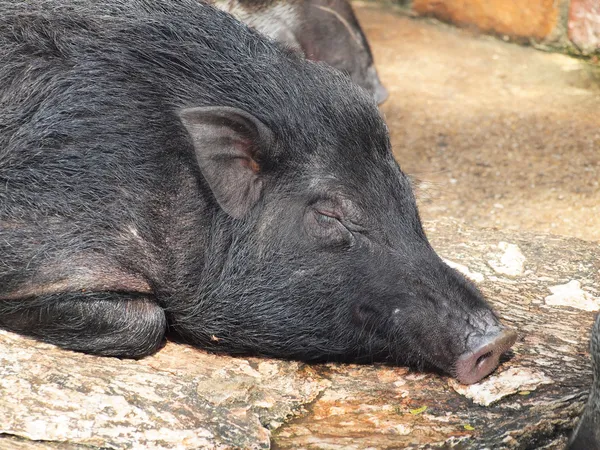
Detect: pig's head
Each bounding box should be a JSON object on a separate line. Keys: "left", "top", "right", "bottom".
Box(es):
{"left": 298, "top": 0, "right": 388, "bottom": 104}
{"left": 177, "top": 84, "right": 514, "bottom": 385}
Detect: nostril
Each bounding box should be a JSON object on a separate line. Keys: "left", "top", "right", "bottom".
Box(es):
{"left": 476, "top": 351, "right": 493, "bottom": 368}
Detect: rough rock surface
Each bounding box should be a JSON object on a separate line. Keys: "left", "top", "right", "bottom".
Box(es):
{"left": 1, "top": 219, "right": 598, "bottom": 449}
{"left": 0, "top": 331, "right": 327, "bottom": 450}
{"left": 569, "top": 0, "right": 600, "bottom": 54}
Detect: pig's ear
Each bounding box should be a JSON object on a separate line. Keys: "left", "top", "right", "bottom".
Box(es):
{"left": 179, "top": 106, "right": 274, "bottom": 219}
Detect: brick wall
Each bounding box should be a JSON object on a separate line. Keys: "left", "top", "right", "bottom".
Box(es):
{"left": 372, "top": 0, "right": 600, "bottom": 57}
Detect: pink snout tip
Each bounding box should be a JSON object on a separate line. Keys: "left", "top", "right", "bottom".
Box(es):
{"left": 455, "top": 329, "right": 518, "bottom": 385}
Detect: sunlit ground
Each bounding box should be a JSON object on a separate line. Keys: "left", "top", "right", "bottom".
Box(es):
{"left": 357, "top": 2, "right": 600, "bottom": 242}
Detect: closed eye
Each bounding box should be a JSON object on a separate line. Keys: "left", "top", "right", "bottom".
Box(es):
{"left": 316, "top": 210, "right": 367, "bottom": 235}
{"left": 316, "top": 209, "right": 340, "bottom": 220}
{"left": 315, "top": 211, "right": 342, "bottom": 228}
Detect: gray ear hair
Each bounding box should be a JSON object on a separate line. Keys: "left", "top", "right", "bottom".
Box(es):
{"left": 179, "top": 106, "right": 274, "bottom": 218}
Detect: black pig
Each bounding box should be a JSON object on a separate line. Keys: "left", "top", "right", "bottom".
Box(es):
{"left": 211, "top": 0, "right": 389, "bottom": 104}
{"left": 0, "top": 0, "right": 515, "bottom": 384}
{"left": 23, "top": 0, "right": 389, "bottom": 103}
{"left": 568, "top": 313, "right": 600, "bottom": 449}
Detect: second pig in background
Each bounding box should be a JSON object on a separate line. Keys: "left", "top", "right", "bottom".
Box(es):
{"left": 212, "top": 0, "right": 388, "bottom": 104}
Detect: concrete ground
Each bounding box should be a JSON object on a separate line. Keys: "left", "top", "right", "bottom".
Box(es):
{"left": 355, "top": 3, "right": 600, "bottom": 242}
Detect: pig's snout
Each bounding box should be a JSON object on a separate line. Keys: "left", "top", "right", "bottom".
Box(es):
{"left": 455, "top": 329, "right": 518, "bottom": 384}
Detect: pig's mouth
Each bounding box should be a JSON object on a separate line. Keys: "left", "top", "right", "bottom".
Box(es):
{"left": 453, "top": 329, "right": 518, "bottom": 384}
